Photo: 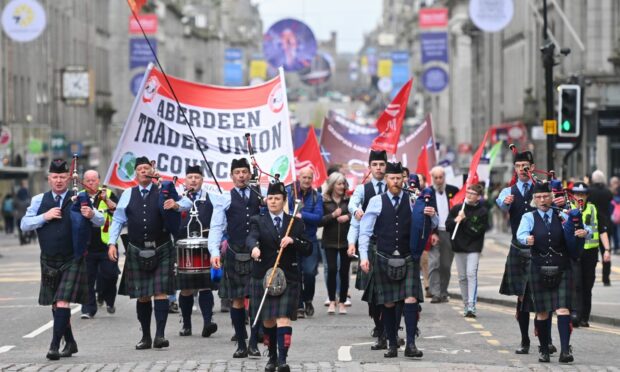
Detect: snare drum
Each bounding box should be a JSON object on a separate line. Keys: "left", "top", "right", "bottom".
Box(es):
{"left": 176, "top": 236, "right": 211, "bottom": 274}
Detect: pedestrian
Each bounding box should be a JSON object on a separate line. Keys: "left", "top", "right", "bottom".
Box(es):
{"left": 80, "top": 170, "right": 120, "bottom": 319}
{"left": 428, "top": 166, "right": 459, "bottom": 303}
{"left": 248, "top": 182, "right": 311, "bottom": 372}
{"left": 287, "top": 167, "right": 323, "bottom": 318}
{"left": 446, "top": 183, "right": 489, "bottom": 317}
{"left": 586, "top": 170, "right": 614, "bottom": 286}
{"left": 610, "top": 176, "right": 620, "bottom": 255}
{"left": 176, "top": 165, "right": 218, "bottom": 338}
{"left": 347, "top": 149, "right": 388, "bottom": 349}
{"left": 516, "top": 181, "right": 589, "bottom": 363}
{"left": 319, "top": 172, "right": 351, "bottom": 315}
{"left": 2, "top": 193, "right": 14, "bottom": 234}
{"left": 359, "top": 161, "right": 437, "bottom": 358}
{"left": 14, "top": 181, "right": 31, "bottom": 245}
{"left": 209, "top": 158, "right": 263, "bottom": 358}
{"left": 107, "top": 156, "right": 192, "bottom": 350}
{"left": 20, "top": 159, "right": 104, "bottom": 360}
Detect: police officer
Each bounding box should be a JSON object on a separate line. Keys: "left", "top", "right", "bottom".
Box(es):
{"left": 359, "top": 162, "right": 438, "bottom": 358}
{"left": 107, "top": 156, "right": 191, "bottom": 350}
{"left": 176, "top": 165, "right": 218, "bottom": 337}
{"left": 517, "top": 181, "right": 589, "bottom": 363}
{"left": 80, "top": 170, "right": 119, "bottom": 318}
{"left": 347, "top": 149, "right": 388, "bottom": 348}
{"left": 248, "top": 182, "right": 311, "bottom": 372}
{"left": 21, "top": 159, "right": 104, "bottom": 360}
{"left": 209, "top": 158, "right": 263, "bottom": 358}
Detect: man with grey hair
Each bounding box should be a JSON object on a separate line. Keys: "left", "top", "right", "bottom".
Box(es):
{"left": 428, "top": 166, "right": 460, "bottom": 303}
{"left": 587, "top": 170, "right": 613, "bottom": 286}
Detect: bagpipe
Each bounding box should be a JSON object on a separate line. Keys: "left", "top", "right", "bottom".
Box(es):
{"left": 146, "top": 160, "right": 183, "bottom": 237}
{"left": 68, "top": 154, "right": 94, "bottom": 260}
{"left": 399, "top": 174, "right": 436, "bottom": 260}
{"left": 245, "top": 133, "right": 282, "bottom": 201}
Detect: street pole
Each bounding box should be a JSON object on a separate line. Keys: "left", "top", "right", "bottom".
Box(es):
{"left": 542, "top": 0, "right": 555, "bottom": 172}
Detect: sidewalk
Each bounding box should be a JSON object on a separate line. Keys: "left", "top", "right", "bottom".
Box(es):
{"left": 448, "top": 230, "right": 620, "bottom": 327}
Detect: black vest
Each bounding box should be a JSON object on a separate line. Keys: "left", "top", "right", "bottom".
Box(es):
{"left": 508, "top": 184, "right": 534, "bottom": 240}
{"left": 126, "top": 186, "right": 168, "bottom": 245}
{"left": 178, "top": 192, "right": 214, "bottom": 239}
{"left": 374, "top": 193, "right": 411, "bottom": 255}
{"left": 226, "top": 187, "right": 261, "bottom": 247}
{"left": 362, "top": 181, "right": 378, "bottom": 211}
{"left": 36, "top": 191, "right": 74, "bottom": 256}
{"left": 531, "top": 211, "right": 567, "bottom": 266}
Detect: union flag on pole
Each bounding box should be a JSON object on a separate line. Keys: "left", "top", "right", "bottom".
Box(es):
{"left": 371, "top": 79, "right": 413, "bottom": 154}
{"left": 294, "top": 127, "right": 327, "bottom": 188}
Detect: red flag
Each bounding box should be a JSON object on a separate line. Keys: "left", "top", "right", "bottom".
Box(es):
{"left": 371, "top": 79, "right": 413, "bottom": 154}
{"left": 294, "top": 127, "right": 327, "bottom": 188}
{"left": 451, "top": 130, "right": 490, "bottom": 206}
{"left": 127, "top": 0, "right": 148, "bottom": 14}
{"left": 415, "top": 144, "right": 431, "bottom": 185}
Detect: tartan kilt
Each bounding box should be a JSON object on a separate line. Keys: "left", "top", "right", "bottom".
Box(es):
{"left": 529, "top": 262, "right": 573, "bottom": 313}
{"left": 499, "top": 241, "right": 530, "bottom": 296}
{"left": 176, "top": 272, "right": 217, "bottom": 291}
{"left": 218, "top": 244, "right": 251, "bottom": 300}
{"left": 118, "top": 241, "right": 175, "bottom": 298}
{"left": 363, "top": 253, "right": 422, "bottom": 305}
{"left": 39, "top": 254, "right": 89, "bottom": 306}
{"left": 355, "top": 241, "right": 376, "bottom": 292}
{"left": 249, "top": 277, "right": 299, "bottom": 321}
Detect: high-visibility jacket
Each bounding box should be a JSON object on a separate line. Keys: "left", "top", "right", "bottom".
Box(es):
{"left": 83, "top": 188, "right": 115, "bottom": 244}
{"left": 572, "top": 201, "right": 599, "bottom": 249}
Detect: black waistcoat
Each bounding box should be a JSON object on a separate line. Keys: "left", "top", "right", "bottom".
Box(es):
{"left": 126, "top": 186, "right": 168, "bottom": 245}
{"left": 531, "top": 211, "right": 567, "bottom": 266}
{"left": 178, "top": 192, "right": 214, "bottom": 239}
{"left": 362, "top": 182, "right": 378, "bottom": 211}
{"left": 36, "top": 191, "right": 74, "bottom": 257}
{"left": 509, "top": 184, "right": 534, "bottom": 240}
{"left": 374, "top": 193, "right": 411, "bottom": 255}
{"left": 226, "top": 187, "right": 261, "bottom": 246}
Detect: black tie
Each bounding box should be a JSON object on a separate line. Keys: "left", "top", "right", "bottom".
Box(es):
{"left": 141, "top": 189, "right": 148, "bottom": 199}
{"left": 523, "top": 183, "right": 529, "bottom": 196}
{"left": 189, "top": 192, "right": 197, "bottom": 201}
{"left": 55, "top": 194, "right": 61, "bottom": 207}
{"left": 544, "top": 214, "right": 550, "bottom": 229}
{"left": 274, "top": 216, "right": 282, "bottom": 235}
{"left": 377, "top": 182, "right": 384, "bottom": 194}
{"left": 392, "top": 195, "right": 400, "bottom": 208}
{"left": 240, "top": 188, "right": 248, "bottom": 204}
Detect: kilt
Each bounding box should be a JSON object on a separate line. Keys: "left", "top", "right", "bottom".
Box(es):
{"left": 499, "top": 240, "right": 530, "bottom": 296}
{"left": 218, "top": 244, "right": 251, "bottom": 300}
{"left": 39, "top": 254, "right": 89, "bottom": 306}
{"left": 176, "top": 272, "right": 217, "bottom": 291}
{"left": 363, "top": 252, "right": 423, "bottom": 306}
{"left": 355, "top": 241, "right": 376, "bottom": 292}
{"left": 118, "top": 241, "right": 175, "bottom": 298}
{"left": 529, "top": 262, "right": 573, "bottom": 313}
{"left": 249, "top": 277, "right": 299, "bottom": 321}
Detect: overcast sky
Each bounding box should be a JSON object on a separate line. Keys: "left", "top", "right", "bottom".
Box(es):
{"left": 256, "top": 0, "right": 383, "bottom": 54}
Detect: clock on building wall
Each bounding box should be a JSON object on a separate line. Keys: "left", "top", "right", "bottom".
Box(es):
{"left": 61, "top": 66, "right": 90, "bottom": 105}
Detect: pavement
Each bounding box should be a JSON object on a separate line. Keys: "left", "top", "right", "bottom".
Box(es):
{"left": 448, "top": 230, "right": 620, "bottom": 327}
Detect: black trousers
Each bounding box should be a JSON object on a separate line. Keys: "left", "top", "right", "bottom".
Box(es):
{"left": 599, "top": 244, "right": 610, "bottom": 284}
{"left": 82, "top": 252, "right": 119, "bottom": 315}
{"left": 325, "top": 248, "right": 351, "bottom": 303}
{"left": 580, "top": 248, "right": 599, "bottom": 321}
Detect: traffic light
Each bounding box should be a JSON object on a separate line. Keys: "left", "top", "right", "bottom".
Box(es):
{"left": 557, "top": 84, "right": 581, "bottom": 137}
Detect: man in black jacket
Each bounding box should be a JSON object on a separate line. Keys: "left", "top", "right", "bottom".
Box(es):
{"left": 587, "top": 170, "right": 613, "bottom": 286}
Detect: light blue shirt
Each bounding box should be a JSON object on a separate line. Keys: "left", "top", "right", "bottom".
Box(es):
{"left": 347, "top": 217, "right": 360, "bottom": 245}
{"left": 348, "top": 177, "right": 384, "bottom": 216}
{"left": 516, "top": 209, "right": 592, "bottom": 245}
{"left": 108, "top": 183, "right": 192, "bottom": 247}
{"left": 496, "top": 180, "right": 533, "bottom": 211}
{"left": 20, "top": 190, "right": 104, "bottom": 232}
{"left": 358, "top": 191, "right": 439, "bottom": 261}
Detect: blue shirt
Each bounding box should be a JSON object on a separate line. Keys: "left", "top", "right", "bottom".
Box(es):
{"left": 358, "top": 191, "right": 439, "bottom": 261}
{"left": 21, "top": 190, "right": 105, "bottom": 231}
{"left": 516, "top": 209, "right": 593, "bottom": 245}
{"left": 348, "top": 177, "right": 384, "bottom": 216}
{"left": 496, "top": 180, "right": 533, "bottom": 211}
{"left": 347, "top": 217, "right": 360, "bottom": 245}
{"left": 108, "top": 183, "right": 192, "bottom": 248}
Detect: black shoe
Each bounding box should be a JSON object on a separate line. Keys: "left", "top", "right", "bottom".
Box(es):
{"left": 233, "top": 347, "right": 248, "bottom": 358}
{"left": 440, "top": 295, "right": 449, "bottom": 303}
{"left": 559, "top": 350, "right": 574, "bottom": 363}
{"left": 370, "top": 337, "right": 387, "bottom": 350}
{"left": 59, "top": 341, "right": 78, "bottom": 357}
{"left": 384, "top": 347, "right": 398, "bottom": 358}
{"left": 277, "top": 364, "right": 290, "bottom": 372}
{"left": 548, "top": 344, "right": 557, "bottom": 355}
{"left": 153, "top": 336, "right": 169, "bottom": 348}
{"left": 579, "top": 320, "right": 590, "bottom": 328}
{"left": 168, "top": 301, "right": 179, "bottom": 314}
{"left": 305, "top": 302, "right": 315, "bottom": 317}
{"left": 572, "top": 320, "right": 580, "bottom": 328}
{"left": 604, "top": 282, "right": 611, "bottom": 287}
{"left": 106, "top": 306, "right": 116, "bottom": 314}
{"left": 179, "top": 327, "right": 192, "bottom": 336}
{"left": 265, "top": 356, "right": 277, "bottom": 372}
{"left": 538, "top": 351, "right": 550, "bottom": 363}
{"left": 398, "top": 337, "right": 405, "bottom": 346}
{"left": 371, "top": 327, "right": 380, "bottom": 338}
{"left": 296, "top": 308, "right": 305, "bottom": 319}
{"left": 202, "top": 322, "right": 218, "bottom": 337}
{"left": 97, "top": 296, "right": 104, "bottom": 307}
{"left": 515, "top": 344, "right": 530, "bottom": 354}
{"left": 404, "top": 344, "right": 423, "bottom": 358}
{"left": 430, "top": 296, "right": 442, "bottom": 304}
{"left": 135, "top": 337, "right": 152, "bottom": 350}
{"left": 46, "top": 348, "right": 60, "bottom": 360}
{"left": 231, "top": 334, "right": 238, "bottom": 342}
{"left": 248, "top": 345, "right": 261, "bottom": 357}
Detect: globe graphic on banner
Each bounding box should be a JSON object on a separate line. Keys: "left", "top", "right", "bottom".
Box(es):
{"left": 263, "top": 18, "right": 317, "bottom": 72}
{"left": 117, "top": 152, "right": 137, "bottom": 182}
{"left": 270, "top": 155, "right": 290, "bottom": 180}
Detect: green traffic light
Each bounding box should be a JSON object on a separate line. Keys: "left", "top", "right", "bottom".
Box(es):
{"left": 561, "top": 120, "right": 572, "bottom": 132}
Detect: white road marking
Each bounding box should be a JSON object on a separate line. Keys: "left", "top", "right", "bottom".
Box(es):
{"left": 0, "top": 345, "right": 15, "bottom": 353}
{"left": 337, "top": 345, "right": 352, "bottom": 361}
{"left": 424, "top": 335, "right": 447, "bottom": 339}
{"left": 455, "top": 331, "right": 481, "bottom": 335}
{"left": 23, "top": 306, "right": 80, "bottom": 338}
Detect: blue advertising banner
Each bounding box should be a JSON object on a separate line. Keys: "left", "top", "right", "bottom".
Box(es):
{"left": 130, "top": 72, "right": 145, "bottom": 96}
{"left": 390, "top": 50, "right": 410, "bottom": 99}
{"left": 223, "top": 47, "right": 243, "bottom": 86}
{"left": 224, "top": 48, "right": 243, "bottom": 61}
{"left": 129, "top": 38, "right": 157, "bottom": 69}
{"left": 420, "top": 32, "right": 448, "bottom": 64}
{"left": 422, "top": 66, "right": 449, "bottom": 93}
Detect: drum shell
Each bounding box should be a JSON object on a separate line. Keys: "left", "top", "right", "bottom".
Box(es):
{"left": 176, "top": 237, "right": 210, "bottom": 274}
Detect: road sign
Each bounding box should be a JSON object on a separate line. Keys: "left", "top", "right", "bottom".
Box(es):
{"left": 543, "top": 119, "right": 557, "bottom": 135}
